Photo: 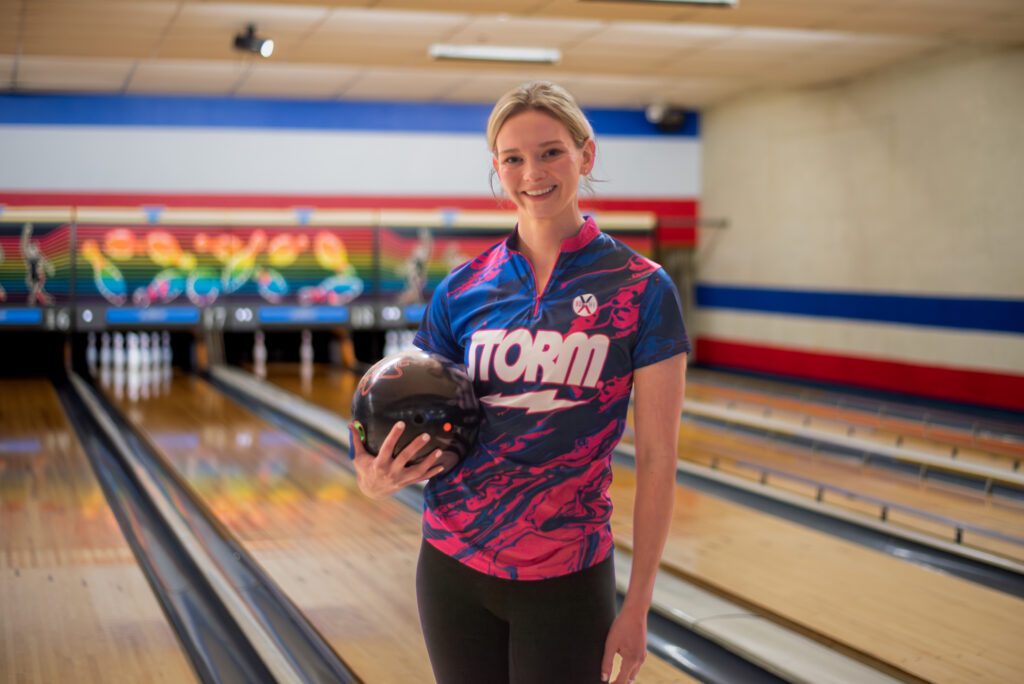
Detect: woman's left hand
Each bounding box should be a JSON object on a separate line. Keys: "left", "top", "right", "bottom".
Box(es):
{"left": 601, "top": 602, "right": 648, "bottom": 683}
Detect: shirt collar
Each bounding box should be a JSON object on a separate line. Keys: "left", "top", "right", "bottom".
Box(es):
{"left": 505, "top": 215, "right": 600, "bottom": 255}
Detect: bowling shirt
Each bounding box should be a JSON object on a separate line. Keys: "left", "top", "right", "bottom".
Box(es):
{"left": 413, "top": 216, "right": 690, "bottom": 580}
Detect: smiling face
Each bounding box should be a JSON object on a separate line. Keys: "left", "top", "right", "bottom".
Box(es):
{"left": 492, "top": 109, "right": 595, "bottom": 233}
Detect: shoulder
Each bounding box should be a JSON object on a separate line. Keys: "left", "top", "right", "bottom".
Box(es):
{"left": 444, "top": 238, "right": 513, "bottom": 300}
{"left": 583, "top": 231, "right": 665, "bottom": 283}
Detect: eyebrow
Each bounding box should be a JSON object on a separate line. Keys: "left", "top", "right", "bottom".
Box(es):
{"left": 498, "top": 140, "right": 566, "bottom": 155}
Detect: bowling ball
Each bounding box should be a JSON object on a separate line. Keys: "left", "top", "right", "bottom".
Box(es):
{"left": 351, "top": 350, "right": 479, "bottom": 471}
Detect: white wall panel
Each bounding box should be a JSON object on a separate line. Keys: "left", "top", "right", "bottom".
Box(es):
{"left": 0, "top": 125, "right": 700, "bottom": 198}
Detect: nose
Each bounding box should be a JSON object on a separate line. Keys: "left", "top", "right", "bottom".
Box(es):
{"left": 523, "top": 157, "right": 545, "bottom": 182}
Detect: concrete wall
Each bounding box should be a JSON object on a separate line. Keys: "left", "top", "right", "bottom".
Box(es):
{"left": 697, "top": 46, "right": 1024, "bottom": 410}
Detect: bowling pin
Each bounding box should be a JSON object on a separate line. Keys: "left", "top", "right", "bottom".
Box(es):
{"left": 127, "top": 332, "right": 140, "bottom": 374}
{"left": 113, "top": 362, "right": 125, "bottom": 400}
{"left": 300, "top": 329, "right": 313, "bottom": 371}
{"left": 254, "top": 331, "right": 267, "bottom": 378}
{"left": 139, "top": 334, "right": 151, "bottom": 399}
{"left": 127, "top": 362, "right": 140, "bottom": 402}
{"left": 162, "top": 331, "right": 172, "bottom": 366}
{"left": 140, "top": 332, "right": 151, "bottom": 368}
{"left": 100, "top": 360, "right": 112, "bottom": 390}
{"left": 150, "top": 331, "right": 161, "bottom": 368}
{"left": 113, "top": 332, "right": 125, "bottom": 370}
{"left": 385, "top": 330, "right": 398, "bottom": 357}
{"left": 100, "top": 332, "right": 111, "bottom": 369}
{"left": 161, "top": 331, "right": 173, "bottom": 386}
{"left": 86, "top": 332, "right": 98, "bottom": 374}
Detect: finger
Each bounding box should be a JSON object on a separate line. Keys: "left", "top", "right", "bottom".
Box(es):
{"left": 411, "top": 451, "right": 446, "bottom": 482}
{"left": 392, "top": 432, "right": 432, "bottom": 473}
{"left": 614, "top": 655, "right": 643, "bottom": 684}
{"left": 376, "top": 421, "right": 407, "bottom": 463}
{"left": 600, "top": 646, "right": 615, "bottom": 683}
{"left": 347, "top": 424, "right": 365, "bottom": 459}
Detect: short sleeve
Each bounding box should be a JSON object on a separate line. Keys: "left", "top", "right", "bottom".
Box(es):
{"left": 632, "top": 268, "right": 691, "bottom": 369}
{"left": 413, "top": 276, "right": 463, "bottom": 363}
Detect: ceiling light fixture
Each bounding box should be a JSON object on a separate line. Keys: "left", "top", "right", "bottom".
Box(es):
{"left": 582, "top": 0, "right": 737, "bottom": 7}
{"left": 234, "top": 24, "right": 274, "bottom": 58}
{"left": 428, "top": 44, "right": 561, "bottom": 65}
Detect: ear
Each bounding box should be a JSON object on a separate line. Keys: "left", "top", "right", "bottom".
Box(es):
{"left": 581, "top": 138, "right": 596, "bottom": 175}
{"left": 492, "top": 155, "right": 500, "bottom": 175}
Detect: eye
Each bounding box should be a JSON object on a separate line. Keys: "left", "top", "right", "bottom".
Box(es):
{"left": 543, "top": 148, "right": 564, "bottom": 159}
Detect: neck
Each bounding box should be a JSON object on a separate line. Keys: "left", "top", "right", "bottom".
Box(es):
{"left": 514, "top": 213, "right": 585, "bottom": 293}
{"left": 515, "top": 211, "right": 585, "bottom": 261}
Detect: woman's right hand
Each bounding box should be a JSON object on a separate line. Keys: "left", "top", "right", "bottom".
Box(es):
{"left": 350, "top": 421, "right": 446, "bottom": 499}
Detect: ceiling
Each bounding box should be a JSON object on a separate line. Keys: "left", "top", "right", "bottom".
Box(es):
{"left": 1, "top": 0, "right": 1022, "bottom": 109}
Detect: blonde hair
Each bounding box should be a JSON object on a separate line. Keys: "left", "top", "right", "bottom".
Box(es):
{"left": 486, "top": 81, "right": 597, "bottom": 195}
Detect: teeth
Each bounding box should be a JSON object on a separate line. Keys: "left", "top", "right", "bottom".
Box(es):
{"left": 524, "top": 187, "right": 555, "bottom": 197}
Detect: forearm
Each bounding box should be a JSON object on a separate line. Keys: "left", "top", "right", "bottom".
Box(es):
{"left": 622, "top": 447, "right": 676, "bottom": 612}
{"left": 623, "top": 353, "right": 687, "bottom": 614}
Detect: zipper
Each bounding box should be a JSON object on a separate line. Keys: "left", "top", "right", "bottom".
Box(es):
{"left": 521, "top": 253, "right": 562, "bottom": 319}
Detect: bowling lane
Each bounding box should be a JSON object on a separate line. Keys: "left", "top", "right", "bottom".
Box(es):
{"left": 682, "top": 419, "right": 1023, "bottom": 527}
{"left": 273, "top": 364, "right": 1024, "bottom": 683}
{"left": 108, "top": 369, "right": 694, "bottom": 684}
{"left": 688, "top": 369, "right": 1024, "bottom": 467}
{"left": 637, "top": 415, "right": 1024, "bottom": 561}
{"left": 0, "top": 379, "right": 195, "bottom": 684}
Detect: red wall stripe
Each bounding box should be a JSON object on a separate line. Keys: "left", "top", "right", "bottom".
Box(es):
{"left": 695, "top": 337, "right": 1024, "bottom": 412}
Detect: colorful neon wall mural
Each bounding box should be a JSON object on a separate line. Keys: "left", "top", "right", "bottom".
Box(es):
{"left": 75, "top": 225, "right": 375, "bottom": 307}
{"left": 1, "top": 208, "right": 658, "bottom": 327}
{"left": 0, "top": 221, "right": 73, "bottom": 305}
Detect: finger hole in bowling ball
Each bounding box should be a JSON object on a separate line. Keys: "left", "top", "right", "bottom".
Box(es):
{"left": 412, "top": 413, "right": 426, "bottom": 425}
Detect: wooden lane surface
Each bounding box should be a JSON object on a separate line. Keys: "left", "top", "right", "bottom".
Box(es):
{"left": 610, "top": 462, "right": 1024, "bottom": 683}
{"left": 620, "top": 378, "right": 1024, "bottom": 561}
{"left": 687, "top": 370, "right": 1024, "bottom": 467}
{"left": 110, "top": 367, "right": 694, "bottom": 684}
{"left": 623, "top": 414, "right": 1024, "bottom": 561}
{"left": 0, "top": 379, "right": 195, "bottom": 684}
{"left": 680, "top": 422, "right": 1024, "bottom": 561}
{"left": 295, "top": 366, "right": 1024, "bottom": 683}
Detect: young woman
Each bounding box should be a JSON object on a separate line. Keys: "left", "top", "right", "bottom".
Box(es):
{"left": 351, "top": 81, "right": 689, "bottom": 684}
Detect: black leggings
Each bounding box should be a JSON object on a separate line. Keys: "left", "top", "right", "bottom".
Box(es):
{"left": 416, "top": 540, "right": 617, "bottom": 684}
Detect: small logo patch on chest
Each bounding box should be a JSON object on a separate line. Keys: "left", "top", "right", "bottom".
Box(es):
{"left": 572, "top": 293, "right": 598, "bottom": 317}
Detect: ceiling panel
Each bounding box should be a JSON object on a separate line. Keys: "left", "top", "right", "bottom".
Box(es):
{"left": 340, "top": 67, "right": 473, "bottom": 101}
{"left": 234, "top": 62, "right": 363, "bottom": 98}
{"left": 15, "top": 55, "right": 133, "bottom": 92}
{"left": 0, "top": 54, "right": 15, "bottom": 87}
{"left": 443, "top": 15, "right": 605, "bottom": 48}
{"left": 127, "top": 58, "right": 251, "bottom": 94}
{"left": 315, "top": 7, "right": 471, "bottom": 38}
{"left": 442, "top": 71, "right": 560, "bottom": 105}
{"left": 0, "top": 0, "right": 1020, "bottom": 109}
{"left": 171, "top": 2, "right": 330, "bottom": 32}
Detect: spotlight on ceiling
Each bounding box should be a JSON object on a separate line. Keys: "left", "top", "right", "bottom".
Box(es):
{"left": 645, "top": 103, "right": 687, "bottom": 133}
{"left": 234, "top": 24, "right": 274, "bottom": 58}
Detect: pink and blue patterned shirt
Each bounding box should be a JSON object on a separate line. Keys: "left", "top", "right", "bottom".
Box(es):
{"left": 414, "top": 216, "right": 690, "bottom": 580}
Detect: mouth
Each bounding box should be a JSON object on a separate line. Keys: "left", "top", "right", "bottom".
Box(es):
{"left": 522, "top": 186, "right": 556, "bottom": 198}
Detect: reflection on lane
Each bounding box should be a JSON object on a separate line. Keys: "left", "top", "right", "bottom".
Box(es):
{"left": 108, "top": 370, "right": 434, "bottom": 683}
{"left": 1, "top": 379, "right": 195, "bottom": 683}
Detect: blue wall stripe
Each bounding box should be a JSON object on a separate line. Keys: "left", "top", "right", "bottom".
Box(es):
{"left": 0, "top": 94, "right": 698, "bottom": 137}
{"left": 695, "top": 285, "right": 1024, "bottom": 334}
